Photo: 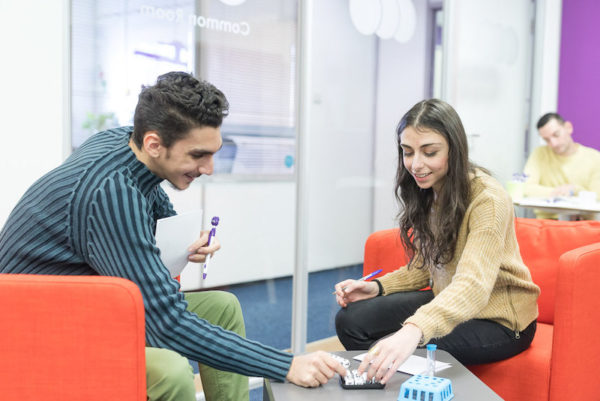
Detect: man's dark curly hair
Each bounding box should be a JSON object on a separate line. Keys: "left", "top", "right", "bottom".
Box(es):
{"left": 132, "top": 71, "right": 229, "bottom": 149}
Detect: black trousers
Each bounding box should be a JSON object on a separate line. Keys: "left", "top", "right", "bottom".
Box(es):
{"left": 335, "top": 290, "right": 536, "bottom": 365}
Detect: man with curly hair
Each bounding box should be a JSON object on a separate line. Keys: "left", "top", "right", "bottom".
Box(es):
{"left": 0, "top": 72, "right": 346, "bottom": 401}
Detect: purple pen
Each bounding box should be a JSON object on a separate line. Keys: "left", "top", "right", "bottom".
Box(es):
{"left": 202, "top": 216, "right": 220, "bottom": 279}
{"left": 332, "top": 269, "right": 383, "bottom": 294}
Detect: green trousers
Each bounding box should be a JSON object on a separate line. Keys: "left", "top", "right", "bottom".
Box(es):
{"left": 146, "top": 291, "right": 250, "bottom": 401}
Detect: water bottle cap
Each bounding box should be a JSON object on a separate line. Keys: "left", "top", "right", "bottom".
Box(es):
{"left": 426, "top": 344, "right": 437, "bottom": 351}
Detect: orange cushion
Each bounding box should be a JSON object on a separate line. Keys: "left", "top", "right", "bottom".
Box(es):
{"left": 363, "top": 228, "right": 407, "bottom": 276}
{"left": 515, "top": 219, "right": 600, "bottom": 324}
{"left": 0, "top": 275, "right": 146, "bottom": 401}
{"left": 468, "top": 323, "right": 553, "bottom": 401}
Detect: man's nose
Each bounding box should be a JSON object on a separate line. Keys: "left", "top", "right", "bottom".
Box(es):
{"left": 199, "top": 156, "right": 214, "bottom": 175}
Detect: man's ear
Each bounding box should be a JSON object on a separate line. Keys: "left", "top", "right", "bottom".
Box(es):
{"left": 142, "top": 131, "right": 163, "bottom": 158}
{"left": 564, "top": 121, "right": 574, "bottom": 135}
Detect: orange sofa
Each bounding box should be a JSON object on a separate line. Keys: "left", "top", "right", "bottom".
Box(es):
{"left": 0, "top": 274, "right": 146, "bottom": 401}
{"left": 363, "top": 218, "right": 600, "bottom": 400}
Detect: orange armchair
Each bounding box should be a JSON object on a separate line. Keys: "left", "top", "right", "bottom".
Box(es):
{"left": 0, "top": 274, "right": 146, "bottom": 401}
{"left": 362, "top": 218, "right": 600, "bottom": 401}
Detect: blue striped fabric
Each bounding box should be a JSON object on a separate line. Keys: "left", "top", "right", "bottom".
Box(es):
{"left": 0, "top": 127, "right": 293, "bottom": 380}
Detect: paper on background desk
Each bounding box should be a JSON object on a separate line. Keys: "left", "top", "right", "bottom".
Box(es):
{"left": 155, "top": 210, "right": 203, "bottom": 278}
{"left": 354, "top": 353, "right": 451, "bottom": 375}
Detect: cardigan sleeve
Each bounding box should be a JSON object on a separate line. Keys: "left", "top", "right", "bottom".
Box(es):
{"left": 404, "top": 191, "right": 512, "bottom": 343}
{"left": 82, "top": 173, "right": 293, "bottom": 380}
{"left": 377, "top": 259, "right": 430, "bottom": 295}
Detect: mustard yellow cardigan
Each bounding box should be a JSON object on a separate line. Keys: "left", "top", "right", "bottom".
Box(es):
{"left": 378, "top": 172, "right": 540, "bottom": 344}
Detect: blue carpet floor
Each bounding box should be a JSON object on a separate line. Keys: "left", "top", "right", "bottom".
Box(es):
{"left": 249, "top": 386, "right": 262, "bottom": 401}
{"left": 228, "top": 264, "right": 362, "bottom": 349}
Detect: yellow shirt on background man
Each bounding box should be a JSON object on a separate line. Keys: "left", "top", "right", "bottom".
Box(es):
{"left": 523, "top": 144, "right": 600, "bottom": 198}
{"left": 523, "top": 144, "right": 600, "bottom": 219}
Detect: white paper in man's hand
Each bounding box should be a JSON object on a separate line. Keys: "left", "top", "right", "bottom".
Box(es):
{"left": 155, "top": 210, "right": 203, "bottom": 278}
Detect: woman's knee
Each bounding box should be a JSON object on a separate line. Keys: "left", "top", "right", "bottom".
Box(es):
{"left": 335, "top": 306, "right": 354, "bottom": 334}
{"left": 335, "top": 306, "right": 365, "bottom": 349}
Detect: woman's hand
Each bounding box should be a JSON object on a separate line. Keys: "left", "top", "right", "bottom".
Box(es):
{"left": 286, "top": 351, "right": 348, "bottom": 387}
{"left": 357, "top": 323, "right": 422, "bottom": 384}
{"left": 334, "top": 279, "right": 379, "bottom": 308}
{"left": 187, "top": 230, "right": 221, "bottom": 263}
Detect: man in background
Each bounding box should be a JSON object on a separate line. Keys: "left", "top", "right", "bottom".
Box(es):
{"left": 523, "top": 112, "right": 600, "bottom": 219}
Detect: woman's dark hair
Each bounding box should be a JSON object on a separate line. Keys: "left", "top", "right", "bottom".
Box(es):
{"left": 395, "top": 99, "right": 479, "bottom": 270}
{"left": 132, "top": 71, "right": 229, "bottom": 149}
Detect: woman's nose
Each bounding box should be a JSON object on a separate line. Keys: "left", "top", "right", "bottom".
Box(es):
{"left": 412, "top": 153, "right": 425, "bottom": 169}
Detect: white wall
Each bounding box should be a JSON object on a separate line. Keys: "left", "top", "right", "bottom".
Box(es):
{"left": 441, "top": 0, "right": 535, "bottom": 186}
{"left": 306, "top": 1, "right": 376, "bottom": 270}
{"left": 372, "top": 0, "right": 432, "bottom": 231}
{"left": 178, "top": 0, "right": 379, "bottom": 289}
{"left": 529, "top": 0, "right": 562, "bottom": 153}
{"left": 0, "top": 0, "right": 69, "bottom": 227}
{"left": 165, "top": 180, "right": 297, "bottom": 290}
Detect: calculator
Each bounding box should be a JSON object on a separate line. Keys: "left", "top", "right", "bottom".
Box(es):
{"left": 329, "top": 353, "right": 385, "bottom": 390}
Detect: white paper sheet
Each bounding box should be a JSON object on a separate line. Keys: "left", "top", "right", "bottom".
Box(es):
{"left": 353, "top": 353, "right": 451, "bottom": 375}
{"left": 155, "top": 210, "right": 203, "bottom": 278}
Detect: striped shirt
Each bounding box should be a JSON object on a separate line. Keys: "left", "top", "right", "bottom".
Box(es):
{"left": 0, "top": 127, "right": 293, "bottom": 380}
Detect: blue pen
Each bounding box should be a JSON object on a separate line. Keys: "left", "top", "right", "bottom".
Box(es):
{"left": 202, "top": 216, "right": 220, "bottom": 279}
{"left": 332, "top": 269, "right": 383, "bottom": 294}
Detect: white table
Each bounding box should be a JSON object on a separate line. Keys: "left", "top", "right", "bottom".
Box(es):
{"left": 513, "top": 197, "right": 600, "bottom": 219}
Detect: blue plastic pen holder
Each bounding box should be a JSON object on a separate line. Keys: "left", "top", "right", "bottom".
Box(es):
{"left": 398, "top": 375, "right": 454, "bottom": 401}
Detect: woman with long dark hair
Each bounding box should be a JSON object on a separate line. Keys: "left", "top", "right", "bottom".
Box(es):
{"left": 334, "top": 99, "right": 539, "bottom": 384}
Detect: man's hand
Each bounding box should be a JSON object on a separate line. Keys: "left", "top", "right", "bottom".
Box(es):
{"left": 550, "top": 184, "right": 576, "bottom": 197}
{"left": 187, "top": 230, "right": 221, "bottom": 263}
{"left": 334, "top": 280, "right": 379, "bottom": 308}
{"left": 286, "top": 351, "right": 348, "bottom": 387}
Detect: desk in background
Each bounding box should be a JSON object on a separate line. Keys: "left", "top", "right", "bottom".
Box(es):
{"left": 513, "top": 197, "right": 600, "bottom": 220}
{"left": 263, "top": 349, "right": 502, "bottom": 401}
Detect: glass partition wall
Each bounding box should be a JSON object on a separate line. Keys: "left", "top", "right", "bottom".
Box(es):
{"left": 71, "top": 0, "right": 392, "bottom": 398}
{"left": 71, "top": 0, "right": 301, "bottom": 397}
